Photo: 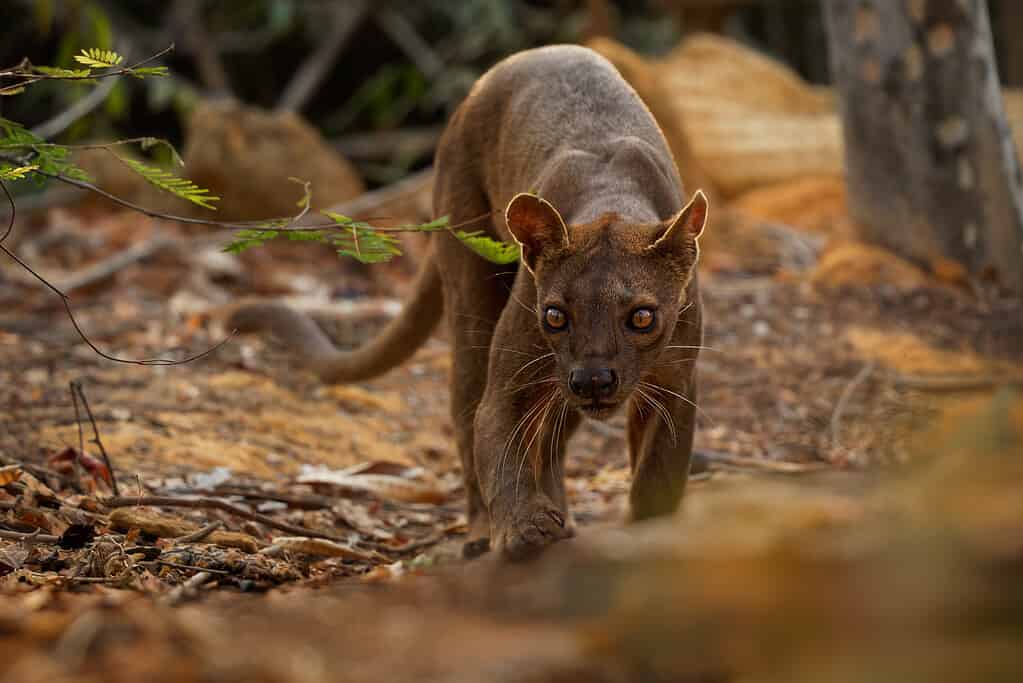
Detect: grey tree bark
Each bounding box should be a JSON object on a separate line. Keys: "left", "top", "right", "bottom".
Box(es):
{"left": 824, "top": 0, "right": 1023, "bottom": 292}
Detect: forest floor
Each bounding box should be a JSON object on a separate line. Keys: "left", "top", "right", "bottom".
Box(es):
{"left": 1, "top": 197, "right": 1022, "bottom": 682}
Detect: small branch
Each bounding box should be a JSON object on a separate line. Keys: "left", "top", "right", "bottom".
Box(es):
{"left": 699, "top": 451, "right": 828, "bottom": 474}
{"left": 71, "top": 381, "right": 120, "bottom": 496}
{"left": 0, "top": 528, "right": 61, "bottom": 544}
{"left": 68, "top": 381, "right": 86, "bottom": 490}
{"left": 295, "top": 166, "right": 436, "bottom": 226}
{"left": 375, "top": 8, "right": 445, "bottom": 79}
{"left": 172, "top": 0, "right": 233, "bottom": 97}
{"left": 0, "top": 181, "right": 14, "bottom": 245}
{"left": 31, "top": 77, "right": 119, "bottom": 140}
{"left": 165, "top": 570, "right": 213, "bottom": 605}
{"left": 175, "top": 520, "right": 224, "bottom": 543}
{"left": 332, "top": 126, "right": 442, "bottom": 162}
{"left": 830, "top": 362, "right": 876, "bottom": 453}
{"left": 103, "top": 495, "right": 346, "bottom": 542}
{"left": 0, "top": 45, "right": 175, "bottom": 91}
{"left": 56, "top": 235, "right": 176, "bottom": 294}
{"left": 276, "top": 2, "right": 370, "bottom": 112}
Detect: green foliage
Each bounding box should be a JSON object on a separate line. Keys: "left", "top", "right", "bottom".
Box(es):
{"left": 222, "top": 213, "right": 520, "bottom": 266}
{"left": 2, "top": 40, "right": 519, "bottom": 267}
{"left": 120, "top": 158, "right": 219, "bottom": 210}
{"left": 73, "top": 48, "right": 123, "bottom": 69}
{"left": 454, "top": 230, "right": 520, "bottom": 264}
{"left": 0, "top": 116, "right": 90, "bottom": 181}
{"left": 0, "top": 165, "right": 38, "bottom": 181}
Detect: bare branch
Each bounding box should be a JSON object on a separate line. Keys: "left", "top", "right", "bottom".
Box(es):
{"left": 276, "top": 2, "right": 370, "bottom": 112}
{"left": 31, "top": 77, "right": 119, "bottom": 141}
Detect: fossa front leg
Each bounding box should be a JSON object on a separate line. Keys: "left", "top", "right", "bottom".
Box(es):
{"left": 474, "top": 355, "right": 573, "bottom": 560}
{"left": 627, "top": 373, "right": 698, "bottom": 521}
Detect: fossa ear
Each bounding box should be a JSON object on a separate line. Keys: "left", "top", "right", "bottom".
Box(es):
{"left": 649, "top": 189, "right": 708, "bottom": 252}
{"left": 505, "top": 193, "right": 569, "bottom": 275}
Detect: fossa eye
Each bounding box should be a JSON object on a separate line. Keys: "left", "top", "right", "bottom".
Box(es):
{"left": 543, "top": 306, "right": 568, "bottom": 331}
{"left": 628, "top": 308, "right": 656, "bottom": 331}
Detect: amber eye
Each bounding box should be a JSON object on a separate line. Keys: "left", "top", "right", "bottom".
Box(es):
{"left": 629, "top": 308, "right": 656, "bottom": 331}
{"left": 543, "top": 306, "right": 568, "bottom": 331}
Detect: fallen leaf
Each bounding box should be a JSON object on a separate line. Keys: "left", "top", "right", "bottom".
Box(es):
{"left": 46, "top": 448, "right": 113, "bottom": 486}
{"left": 0, "top": 465, "right": 23, "bottom": 486}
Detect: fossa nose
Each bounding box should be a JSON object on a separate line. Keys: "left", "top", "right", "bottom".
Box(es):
{"left": 568, "top": 367, "right": 618, "bottom": 399}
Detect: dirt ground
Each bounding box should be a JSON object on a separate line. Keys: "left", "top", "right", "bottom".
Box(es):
{"left": 1, "top": 193, "right": 1022, "bottom": 682}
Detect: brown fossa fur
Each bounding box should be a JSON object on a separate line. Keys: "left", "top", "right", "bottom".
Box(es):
{"left": 229, "top": 45, "right": 708, "bottom": 560}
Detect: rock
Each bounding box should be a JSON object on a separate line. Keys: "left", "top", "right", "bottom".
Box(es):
{"left": 182, "top": 99, "right": 365, "bottom": 221}
{"left": 809, "top": 241, "right": 930, "bottom": 290}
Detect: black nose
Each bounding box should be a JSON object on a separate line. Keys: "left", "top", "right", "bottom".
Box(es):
{"left": 568, "top": 367, "right": 618, "bottom": 399}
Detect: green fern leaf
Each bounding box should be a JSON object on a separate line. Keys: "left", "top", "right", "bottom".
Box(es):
{"left": 0, "top": 165, "right": 38, "bottom": 180}
{"left": 455, "top": 231, "right": 520, "bottom": 264}
{"left": 33, "top": 66, "right": 93, "bottom": 78}
{"left": 129, "top": 66, "right": 169, "bottom": 78}
{"left": 121, "top": 158, "right": 219, "bottom": 209}
{"left": 222, "top": 229, "right": 279, "bottom": 254}
{"left": 74, "top": 48, "right": 124, "bottom": 69}
{"left": 286, "top": 230, "right": 326, "bottom": 242}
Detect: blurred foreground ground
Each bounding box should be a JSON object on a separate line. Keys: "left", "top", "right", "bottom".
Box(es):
{"left": 2, "top": 185, "right": 1021, "bottom": 680}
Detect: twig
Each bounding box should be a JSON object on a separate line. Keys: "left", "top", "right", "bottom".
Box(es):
{"left": 171, "top": 0, "right": 233, "bottom": 97}
{"left": 31, "top": 77, "right": 119, "bottom": 140}
{"left": 56, "top": 235, "right": 177, "bottom": 294}
{"left": 830, "top": 362, "right": 876, "bottom": 453}
{"left": 175, "top": 520, "right": 224, "bottom": 543}
{"left": 0, "top": 181, "right": 235, "bottom": 367}
{"left": 68, "top": 382, "right": 86, "bottom": 490}
{"left": 276, "top": 1, "right": 370, "bottom": 112}
{"left": 166, "top": 570, "right": 213, "bottom": 605}
{"left": 0, "top": 180, "right": 13, "bottom": 245}
{"left": 375, "top": 8, "right": 445, "bottom": 78}
{"left": 698, "top": 451, "right": 828, "bottom": 474}
{"left": 103, "top": 495, "right": 346, "bottom": 542}
{"left": 0, "top": 45, "right": 175, "bottom": 92}
{"left": 71, "top": 381, "right": 120, "bottom": 496}
{"left": 294, "top": 166, "right": 436, "bottom": 226}
{"left": 333, "top": 126, "right": 442, "bottom": 162}
{"left": 206, "top": 487, "right": 334, "bottom": 510}
{"left": 0, "top": 528, "right": 61, "bottom": 544}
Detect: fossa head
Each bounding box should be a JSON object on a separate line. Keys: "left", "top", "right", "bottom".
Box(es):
{"left": 505, "top": 190, "right": 708, "bottom": 419}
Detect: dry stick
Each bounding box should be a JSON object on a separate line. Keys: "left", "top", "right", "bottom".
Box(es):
{"left": 276, "top": 1, "right": 370, "bottom": 112}
{"left": 333, "top": 125, "right": 442, "bottom": 162}
{"left": 830, "top": 361, "right": 876, "bottom": 453}
{"left": 71, "top": 381, "right": 120, "bottom": 496}
{"left": 166, "top": 570, "right": 214, "bottom": 605}
{"left": 172, "top": 0, "right": 233, "bottom": 97}
{"left": 55, "top": 235, "right": 177, "bottom": 294}
{"left": 375, "top": 8, "right": 445, "bottom": 78}
{"left": 0, "top": 528, "right": 60, "bottom": 544}
{"left": 31, "top": 77, "right": 119, "bottom": 140}
{"left": 699, "top": 451, "right": 827, "bottom": 474}
{"left": 175, "top": 520, "right": 224, "bottom": 543}
{"left": 103, "top": 495, "right": 346, "bottom": 542}
{"left": 0, "top": 176, "right": 235, "bottom": 367}
{"left": 67, "top": 381, "right": 86, "bottom": 491}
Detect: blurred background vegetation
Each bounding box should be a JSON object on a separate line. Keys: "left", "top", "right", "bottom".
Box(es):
{"left": 0, "top": 0, "right": 855, "bottom": 187}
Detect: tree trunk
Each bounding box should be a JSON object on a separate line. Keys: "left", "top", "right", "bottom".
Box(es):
{"left": 824, "top": 0, "right": 1023, "bottom": 292}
